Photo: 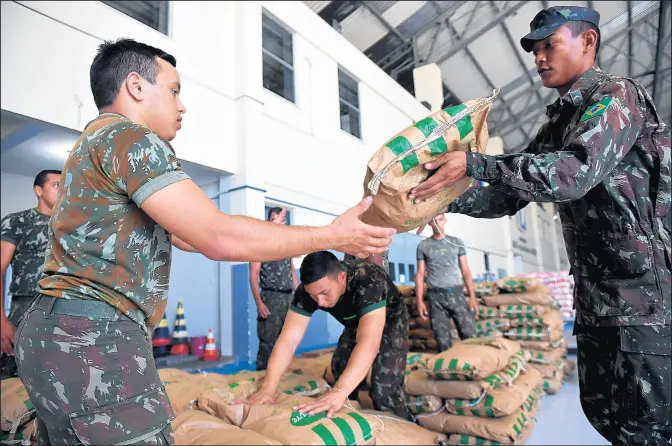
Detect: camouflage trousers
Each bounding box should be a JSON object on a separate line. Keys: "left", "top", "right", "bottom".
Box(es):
{"left": 1, "top": 295, "right": 36, "bottom": 379}
{"left": 331, "top": 312, "right": 410, "bottom": 420}
{"left": 427, "top": 287, "right": 477, "bottom": 352}
{"left": 256, "top": 290, "right": 292, "bottom": 371}
{"left": 575, "top": 324, "right": 671, "bottom": 445}
{"left": 15, "top": 295, "right": 175, "bottom": 445}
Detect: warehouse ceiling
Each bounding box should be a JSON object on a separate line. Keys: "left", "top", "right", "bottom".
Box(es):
{"left": 303, "top": 0, "right": 672, "bottom": 153}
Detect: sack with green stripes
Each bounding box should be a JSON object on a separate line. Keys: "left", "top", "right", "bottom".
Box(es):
{"left": 405, "top": 394, "right": 444, "bottom": 415}
{"left": 517, "top": 337, "right": 566, "bottom": 352}
{"left": 407, "top": 352, "right": 436, "bottom": 370}
{"left": 361, "top": 90, "right": 498, "bottom": 233}
{"left": 475, "top": 282, "right": 500, "bottom": 298}
{"left": 0, "top": 378, "right": 36, "bottom": 433}
{"left": 426, "top": 337, "right": 521, "bottom": 381}
{"left": 476, "top": 306, "right": 502, "bottom": 320}
{"left": 172, "top": 409, "right": 281, "bottom": 446}
{"left": 197, "top": 377, "right": 260, "bottom": 421}
{"left": 240, "top": 394, "right": 382, "bottom": 445}
{"left": 528, "top": 359, "right": 565, "bottom": 379}
{"left": 504, "top": 325, "right": 563, "bottom": 342}
{"left": 368, "top": 409, "right": 449, "bottom": 446}
{"left": 525, "top": 344, "right": 567, "bottom": 364}
{"left": 444, "top": 367, "right": 543, "bottom": 418}
{"left": 508, "top": 309, "right": 564, "bottom": 330}
{"left": 277, "top": 373, "right": 331, "bottom": 397}
{"left": 475, "top": 318, "right": 511, "bottom": 336}
{"left": 165, "top": 372, "right": 246, "bottom": 414}
{"left": 542, "top": 369, "right": 564, "bottom": 395}
{"left": 497, "top": 304, "right": 548, "bottom": 318}
{"left": 496, "top": 277, "right": 541, "bottom": 293}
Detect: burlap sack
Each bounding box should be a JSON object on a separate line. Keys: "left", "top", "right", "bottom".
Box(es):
{"left": 417, "top": 391, "right": 541, "bottom": 443}
{"left": 0, "top": 378, "right": 35, "bottom": 432}
{"left": 496, "top": 277, "right": 542, "bottom": 293}
{"left": 406, "top": 394, "right": 444, "bottom": 415}
{"left": 528, "top": 360, "right": 564, "bottom": 379}
{"left": 517, "top": 338, "right": 566, "bottom": 352}
{"left": 527, "top": 345, "right": 567, "bottom": 363}
{"left": 361, "top": 93, "right": 497, "bottom": 233}
{"left": 276, "top": 373, "right": 330, "bottom": 397}
{"left": 476, "top": 306, "right": 502, "bottom": 319}
{"left": 398, "top": 285, "right": 416, "bottom": 298}
{"left": 475, "top": 318, "right": 511, "bottom": 336}
{"left": 498, "top": 305, "right": 548, "bottom": 318}
{"left": 238, "top": 394, "right": 382, "bottom": 445}
{"left": 504, "top": 325, "right": 563, "bottom": 342}
{"left": 166, "top": 373, "right": 253, "bottom": 414}
{"left": 509, "top": 309, "right": 564, "bottom": 329}
{"left": 444, "top": 368, "right": 543, "bottom": 418}
{"left": 426, "top": 337, "right": 520, "bottom": 381}
{"left": 482, "top": 292, "right": 555, "bottom": 307}
{"left": 542, "top": 370, "right": 564, "bottom": 394}
{"left": 446, "top": 416, "right": 536, "bottom": 445}
{"left": 475, "top": 282, "right": 499, "bottom": 297}
{"left": 172, "top": 409, "right": 281, "bottom": 445}
{"left": 365, "top": 410, "right": 449, "bottom": 445}
{"left": 159, "top": 368, "right": 197, "bottom": 385}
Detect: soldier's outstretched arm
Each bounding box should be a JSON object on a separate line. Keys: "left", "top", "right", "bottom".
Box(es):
{"left": 446, "top": 184, "right": 530, "bottom": 218}
{"left": 141, "top": 181, "right": 395, "bottom": 262}
{"left": 462, "top": 80, "right": 644, "bottom": 202}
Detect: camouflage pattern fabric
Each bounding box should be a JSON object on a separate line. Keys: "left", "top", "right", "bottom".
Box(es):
{"left": 575, "top": 324, "right": 671, "bottom": 444}
{"left": 1, "top": 296, "right": 35, "bottom": 379}
{"left": 256, "top": 290, "right": 292, "bottom": 371}
{"left": 344, "top": 250, "right": 390, "bottom": 274}
{"left": 1, "top": 208, "right": 50, "bottom": 296}
{"left": 38, "top": 113, "right": 190, "bottom": 329}
{"left": 427, "top": 287, "right": 477, "bottom": 351}
{"left": 330, "top": 315, "right": 410, "bottom": 420}
{"left": 291, "top": 260, "right": 405, "bottom": 333}
{"left": 15, "top": 295, "right": 176, "bottom": 445}
{"left": 447, "top": 67, "right": 671, "bottom": 328}
{"left": 416, "top": 236, "right": 467, "bottom": 289}
{"left": 259, "top": 258, "right": 293, "bottom": 291}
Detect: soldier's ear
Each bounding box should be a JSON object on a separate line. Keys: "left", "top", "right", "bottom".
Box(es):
{"left": 582, "top": 29, "right": 598, "bottom": 56}
{"left": 33, "top": 185, "right": 42, "bottom": 198}
{"left": 125, "top": 72, "right": 145, "bottom": 102}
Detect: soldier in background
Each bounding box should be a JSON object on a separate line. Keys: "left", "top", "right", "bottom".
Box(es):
{"left": 0, "top": 169, "right": 61, "bottom": 379}
{"left": 415, "top": 214, "right": 478, "bottom": 351}
{"left": 409, "top": 6, "right": 671, "bottom": 444}
{"left": 249, "top": 206, "right": 299, "bottom": 371}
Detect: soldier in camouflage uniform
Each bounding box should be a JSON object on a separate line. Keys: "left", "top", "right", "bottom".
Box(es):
{"left": 1, "top": 170, "right": 61, "bottom": 380}
{"left": 344, "top": 250, "right": 389, "bottom": 273}
{"left": 409, "top": 6, "right": 671, "bottom": 444}
{"left": 415, "top": 214, "right": 478, "bottom": 351}
{"left": 249, "top": 207, "right": 299, "bottom": 370}
{"left": 245, "top": 251, "right": 410, "bottom": 420}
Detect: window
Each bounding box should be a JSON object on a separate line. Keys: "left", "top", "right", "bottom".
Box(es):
{"left": 262, "top": 14, "right": 295, "bottom": 102}
{"left": 388, "top": 262, "right": 396, "bottom": 281}
{"left": 484, "top": 253, "right": 491, "bottom": 272}
{"left": 398, "top": 263, "right": 407, "bottom": 283}
{"left": 264, "top": 205, "right": 292, "bottom": 225}
{"left": 338, "top": 68, "right": 361, "bottom": 138}
{"left": 408, "top": 264, "right": 416, "bottom": 281}
{"left": 102, "top": 1, "right": 169, "bottom": 34}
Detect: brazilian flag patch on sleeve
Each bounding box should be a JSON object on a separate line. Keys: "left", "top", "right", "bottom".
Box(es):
{"left": 580, "top": 96, "right": 614, "bottom": 122}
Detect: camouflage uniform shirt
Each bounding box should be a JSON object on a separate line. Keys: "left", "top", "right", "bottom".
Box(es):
{"left": 1, "top": 208, "right": 50, "bottom": 296}
{"left": 448, "top": 67, "right": 671, "bottom": 327}
{"left": 259, "top": 258, "right": 293, "bottom": 291}
{"left": 416, "top": 236, "right": 466, "bottom": 289}
{"left": 290, "top": 260, "right": 404, "bottom": 332}
{"left": 38, "top": 113, "right": 190, "bottom": 328}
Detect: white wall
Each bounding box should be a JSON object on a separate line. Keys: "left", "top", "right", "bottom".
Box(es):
{"left": 0, "top": 172, "right": 37, "bottom": 218}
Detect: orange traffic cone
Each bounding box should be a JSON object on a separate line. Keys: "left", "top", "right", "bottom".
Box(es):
{"left": 203, "top": 328, "right": 218, "bottom": 361}
{"left": 170, "top": 301, "right": 190, "bottom": 356}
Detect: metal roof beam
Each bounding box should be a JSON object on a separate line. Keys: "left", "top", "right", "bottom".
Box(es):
{"left": 411, "top": 1, "right": 465, "bottom": 40}
{"left": 360, "top": 1, "right": 408, "bottom": 43}
{"left": 432, "top": 1, "right": 527, "bottom": 66}
{"left": 653, "top": 0, "right": 670, "bottom": 106}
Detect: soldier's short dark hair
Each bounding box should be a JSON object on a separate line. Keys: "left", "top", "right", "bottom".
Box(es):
{"left": 90, "top": 38, "right": 177, "bottom": 109}
{"left": 34, "top": 170, "right": 62, "bottom": 188}
{"left": 267, "top": 207, "right": 284, "bottom": 221}
{"left": 566, "top": 21, "right": 601, "bottom": 60}
{"left": 300, "top": 251, "right": 342, "bottom": 285}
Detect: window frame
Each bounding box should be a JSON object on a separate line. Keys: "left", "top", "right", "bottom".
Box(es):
{"left": 100, "top": 1, "right": 170, "bottom": 35}
{"left": 337, "top": 67, "right": 362, "bottom": 139}
{"left": 262, "top": 12, "right": 296, "bottom": 103}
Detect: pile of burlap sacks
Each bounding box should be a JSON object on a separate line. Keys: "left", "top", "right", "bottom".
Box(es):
{"left": 399, "top": 285, "right": 460, "bottom": 353}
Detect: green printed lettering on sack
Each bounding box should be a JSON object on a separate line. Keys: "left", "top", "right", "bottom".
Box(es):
{"left": 312, "top": 423, "right": 338, "bottom": 446}
{"left": 228, "top": 382, "right": 239, "bottom": 389}
{"left": 291, "top": 411, "right": 327, "bottom": 426}
{"left": 414, "top": 117, "right": 448, "bottom": 155}
{"left": 386, "top": 136, "right": 418, "bottom": 173}
{"left": 443, "top": 104, "right": 474, "bottom": 140}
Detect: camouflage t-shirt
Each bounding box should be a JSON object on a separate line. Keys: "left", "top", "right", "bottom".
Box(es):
{"left": 260, "top": 258, "right": 294, "bottom": 291}
{"left": 416, "top": 236, "right": 467, "bottom": 289}
{"left": 38, "top": 113, "right": 190, "bottom": 327}
{"left": 0, "top": 208, "right": 50, "bottom": 296}
{"left": 290, "top": 260, "right": 403, "bottom": 331}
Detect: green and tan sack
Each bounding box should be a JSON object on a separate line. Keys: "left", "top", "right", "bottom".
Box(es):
{"left": 287, "top": 354, "right": 333, "bottom": 378}
{"left": 517, "top": 338, "right": 566, "bottom": 352}
{"left": 446, "top": 415, "right": 536, "bottom": 445}
{"left": 526, "top": 344, "right": 567, "bottom": 364}
{"left": 528, "top": 359, "right": 565, "bottom": 379}
{"left": 197, "top": 379, "right": 260, "bottom": 421}
{"left": 482, "top": 291, "right": 555, "bottom": 307}
{"left": 172, "top": 409, "right": 281, "bottom": 445}
{"left": 476, "top": 306, "right": 502, "bottom": 320}
{"left": 407, "top": 352, "right": 436, "bottom": 370}
{"left": 363, "top": 410, "right": 449, "bottom": 445}
{"left": 417, "top": 391, "right": 541, "bottom": 443}
{"left": 509, "top": 309, "right": 564, "bottom": 330}
{"left": 496, "top": 277, "right": 542, "bottom": 293}
{"left": 159, "top": 368, "right": 197, "bottom": 385}
{"left": 444, "top": 368, "right": 543, "bottom": 418}
{"left": 498, "top": 304, "right": 548, "bottom": 318}
{"left": 360, "top": 91, "right": 498, "bottom": 233}
{"left": 276, "top": 373, "right": 330, "bottom": 397}
{"left": 505, "top": 325, "right": 563, "bottom": 342}
{"left": 406, "top": 394, "right": 444, "bottom": 415}
{"left": 475, "top": 282, "right": 500, "bottom": 297}
{"left": 166, "top": 373, "right": 255, "bottom": 414}
{"left": 426, "top": 337, "right": 520, "bottom": 381}
{"left": 0, "top": 378, "right": 35, "bottom": 432}
{"left": 542, "top": 370, "right": 565, "bottom": 394}
{"left": 236, "top": 394, "right": 382, "bottom": 445}
{"left": 475, "top": 318, "right": 511, "bottom": 336}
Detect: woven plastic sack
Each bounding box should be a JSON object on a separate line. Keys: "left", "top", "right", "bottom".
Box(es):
{"left": 444, "top": 368, "right": 543, "bottom": 418}
{"left": 406, "top": 394, "right": 444, "bottom": 415}
{"left": 426, "top": 337, "right": 520, "bottom": 381}
{"left": 361, "top": 91, "right": 498, "bottom": 233}
{"left": 172, "top": 409, "right": 281, "bottom": 445}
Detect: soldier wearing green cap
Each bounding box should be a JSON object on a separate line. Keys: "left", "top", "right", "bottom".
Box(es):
{"left": 409, "top": 5, "right": 671, "bottom": 445}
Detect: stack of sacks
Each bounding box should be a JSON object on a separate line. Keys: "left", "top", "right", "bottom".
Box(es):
{"left": 360, "top": 409, "right": 449, "bottom": 445}
{"left": 0, "top": 378, "right": 37, "bottom": 444}
{"left": 523, "top": 271, "right": 575, "bottom": 322}
{"left": 401, "top": 284, "right": 460, "bottom": 352}
{"left": 407, "top": 337, "right": 544, "bottom": 444}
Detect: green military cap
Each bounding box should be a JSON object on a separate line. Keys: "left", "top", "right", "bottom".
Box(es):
{"left": 520, "top": 5, "right": 600, "bottom": 52}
